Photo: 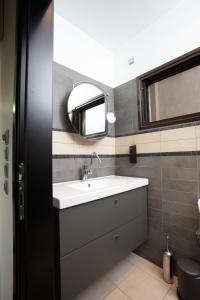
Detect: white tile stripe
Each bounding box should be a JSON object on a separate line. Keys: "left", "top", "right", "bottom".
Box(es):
{"left": 53, "top": 125, "right": 200, "bottom": 155}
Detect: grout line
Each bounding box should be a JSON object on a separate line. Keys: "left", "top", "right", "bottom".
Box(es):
{"left": 52, "top": 151, "right": 200, "bottom": 158}
{"left": 117, "top": 287, "right": 133, "bottom": 300}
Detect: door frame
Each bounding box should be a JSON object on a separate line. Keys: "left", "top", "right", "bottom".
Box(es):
{"left": 15, "top": 1, "right": 55, "bottom": 299}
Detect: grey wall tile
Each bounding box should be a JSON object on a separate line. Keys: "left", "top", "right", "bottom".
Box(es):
{"left": 114, "top": 79, "right": 138, "bottom": 136}
{"left": 92, "top": 167, "right": 115, "bottom": 178}
{"left": 130, "top": 155, "right": 200, "bottom": 267}
{"left": 135, "top": 244, "right": 163, "bottom": 267}
{"left": 162, "top": 190, "right": 198, "bottom": 205}
{"left": 53, "top": 157, "right": 116, "bottom": 183}
{"left": 163, "top": 212, "right": 199, "bottom": 233}
{"left": 148, "top": 208, "right": 162, "bottom": 230}
{"left": 148, "top": 197, "right": 162, "bottom": 210}
{"left": 162, "top": 179, "right": 198, "bottom": 193}
{"left": 147, "top": 227, "right": 163, "bottom": 250}
{"left": 168, "top": 232, "right": 200, "bottom": 263}
{"left": 115, "top": 157, "right": 132, "bottom": 169}
{"left": 53, "top": 158, "right": 80, "bottom": 183}
{"left": 161, "top": 156, "right": 197, "bottom": 168}
{"left": 163, "top": 200, "right": 199, "bottom": 219}
{"left": 162, "top": 167, "right": 198, "bottom": 181}
{"left": 136, "top": 156, "right": 161, "bottom": 168}
{"left": 163, "top": 223, "right": 198, "bottom": 245}
{"left": 148, "top": 188, "right": 162, "bottom": 210}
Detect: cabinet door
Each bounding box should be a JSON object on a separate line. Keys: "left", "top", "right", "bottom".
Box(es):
{"left": 59, "top": 187, "right": 147, "bottom": 256}
{"left": 60, "top": 215, "right": 147, "bottom": 300}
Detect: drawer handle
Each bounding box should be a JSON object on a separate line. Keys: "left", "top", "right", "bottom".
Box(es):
{"left": 114, "top": 199, "right": 119, "bottom": 205}
{"left": 114, "top": 234, "right": 120, "bottom": 240}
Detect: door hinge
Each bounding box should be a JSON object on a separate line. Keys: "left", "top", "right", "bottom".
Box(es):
{"left": 18, "top": 163, "right": 25, "bottom": 221}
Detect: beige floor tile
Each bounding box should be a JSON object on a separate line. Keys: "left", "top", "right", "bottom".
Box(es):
{"left": 104, "top": 288, "right": 131, "bottom": 300}
{"left": 138, "top": 261, "right": 163, "bottom": 282}
{"left": 105, "top": 259, "right": 135, "bottom": 285}
{"left": 132, "top": 256, "right": 164, "bottom": 282}
{"left": 126, "top": 253, "right": 164, "bottom": 282}
{"left": 125, "top": 253, "right": 143, "bottom": 266}
{"left": 74, "top": 277, "right": 115, "bottom": 300}
{"left": 121, "top": 276, "right": 170, "bottom": 300}
{"left": 164, "top": 287, "right": 178, "bottom": 300}
{"left": 119, "top": 267, "right": 150, "bottom": 294}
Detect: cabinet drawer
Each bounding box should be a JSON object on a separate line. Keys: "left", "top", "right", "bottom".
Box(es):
{"left": 59, "top": 187, "right": 147, "bottom": 257}
{"left": 60, "top": 215, "right": 147, "bottom": 300}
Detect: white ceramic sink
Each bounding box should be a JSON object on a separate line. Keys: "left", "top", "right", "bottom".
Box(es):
{"left": 53, "top": 175, "right": 149, "bottom": 209}
{"left": 68, "top": 177, "right": 126, "bottom": 191}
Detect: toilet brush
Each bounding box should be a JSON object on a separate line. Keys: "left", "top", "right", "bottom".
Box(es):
{"left": 163, "top": 234, "right": 174, "bottom": 284}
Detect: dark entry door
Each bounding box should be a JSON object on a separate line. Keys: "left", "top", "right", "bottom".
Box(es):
{"left": 15, "top": 1, "right": 55, "bottom": 299}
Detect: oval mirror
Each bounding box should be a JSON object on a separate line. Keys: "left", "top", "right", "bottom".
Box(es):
{"left": 67, "top": 82, "right": 114, "bottom": 139}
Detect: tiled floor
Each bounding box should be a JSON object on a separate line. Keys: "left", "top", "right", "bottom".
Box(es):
{"left": 73, "top": 253, "right": 178, "bottom": 300}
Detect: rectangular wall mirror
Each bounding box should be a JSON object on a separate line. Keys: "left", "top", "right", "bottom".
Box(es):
{"left": 138, "top": 48, "right": 200, "bottom": 129}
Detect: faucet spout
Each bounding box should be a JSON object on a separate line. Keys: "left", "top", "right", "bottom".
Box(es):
{"left": 82, "top": 152, "right": 102, "bottom": 181}
{"left": 91, "top": 152, "right": 102, "bottom": 165}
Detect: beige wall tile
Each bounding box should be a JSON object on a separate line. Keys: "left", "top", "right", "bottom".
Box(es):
{"left": 115, "top": 146, "right": 129, "bottom": 155}
{"left": 97, "top": 146, "right": 115, "bottom": 155}
{"left": 160, "top": 126, "right": 196, "bottom": 141}
{"left": 52, "top": 131, "right": 77, "bottom": 144}
{"left": 96, "top": 137, "right": 115, "bottom": 147}
{"left": 133, "top": 131, "right": 160, "bottom": 144}
{"left": 53, "top": 130, "right": 115, "bottom": 155}
{"left": 115, "top": 136, "right": 134, "bottom": 147}
{"left": 137, "top": 142, "right": 160, "bottom": 154}
{"left": 52, "top": 143, "right": 75, "bottom": 155}
{"left": 161, "top": 139, "right": 197, "bottom": 152}
{"left": 196, "top": 138, "right": 200, "bottom": 150}
{"left": 53, "top": 127, "right": 197, "bottom": 156}
{"left": 195, "top": 125, "right": 200, "bottom": 138}
{"left": 74, "top": 144, "right": 96, "bottom": 155}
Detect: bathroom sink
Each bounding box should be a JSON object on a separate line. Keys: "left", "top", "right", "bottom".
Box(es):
{"left": 53, "top": 175, "right": 149, "bottom": 209}
{"left": 68, "top": 177, "right": 126, "bottom": 191}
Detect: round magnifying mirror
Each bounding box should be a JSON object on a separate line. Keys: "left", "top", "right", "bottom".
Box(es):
{"left": 67, "top": 82, "right": 107, "bottom": 139}
{"left": 106, "top": 112, "right": 116, "bottom": 124}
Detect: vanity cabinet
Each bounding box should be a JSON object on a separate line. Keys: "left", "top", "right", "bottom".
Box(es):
{"left": 55, "top": 187, "right": 147, "bottom": 300}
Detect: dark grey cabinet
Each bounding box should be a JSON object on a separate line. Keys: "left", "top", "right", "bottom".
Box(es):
{"left": 55, "top": 187, "right": 147, "bottom": 300}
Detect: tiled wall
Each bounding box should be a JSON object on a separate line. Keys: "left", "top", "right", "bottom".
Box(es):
{"left": 53, "top": 131, "right": 115, "bottom": 183}
{"left": 53, "top": 64, "right": 200, "bottom": 268}
{"left": 114, "top": 79, "right": 200, "bottom": 267}
{"left": 53, "top": 63, "right": 116, "bottom": 183}
{"left": 115, "top": 125, "right": 200, "bottom": 155}
{"left": 116, "top": 154, "right": 200, "bottom": 266}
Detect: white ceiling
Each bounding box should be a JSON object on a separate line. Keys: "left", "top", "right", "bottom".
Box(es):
{"left": 55, "top": 0, "right": 183, "bottom": 52}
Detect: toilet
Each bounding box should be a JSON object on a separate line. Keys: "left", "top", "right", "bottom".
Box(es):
{"left": 177, "top": 258, "right": 200, "bottom": 300}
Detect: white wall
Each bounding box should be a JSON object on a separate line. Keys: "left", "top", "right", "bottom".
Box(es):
{"left": 54, "top": 13, "right": 115, "bottom": 87}
{"left": 113, "top": 0, "right": 200, "bottom": 86}
{"left": 0, "top": 0, "right": 16, "bottom": 299}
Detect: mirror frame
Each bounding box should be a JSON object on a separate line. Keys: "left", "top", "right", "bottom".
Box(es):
{"left": 137, "top": 47, "right": 200, "bottom": 130}
{"left": 67, "top": 81, "right": 109, "bottom": 140}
